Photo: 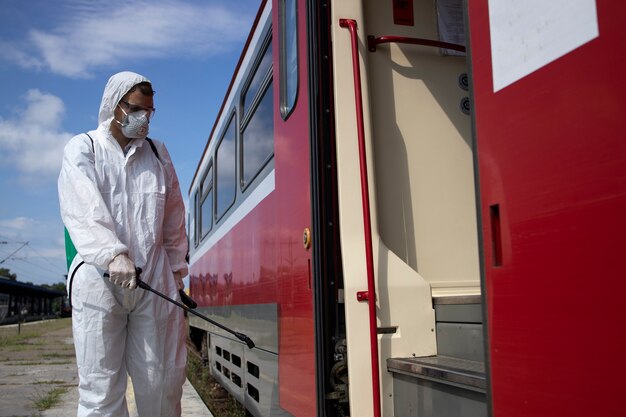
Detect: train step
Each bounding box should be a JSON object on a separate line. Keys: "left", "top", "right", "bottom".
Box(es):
{"left": 388, "top": 355, "right": 487, "bottom": 417}
{"left": 387, "top": 355, "right": 485, "bottom": 392}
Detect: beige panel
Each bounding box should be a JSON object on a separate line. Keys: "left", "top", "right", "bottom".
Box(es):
{"left": 332, "top": 1, "right": 480, "bottom": 416}
{"left": 365, "top": 0, "right": 480, "bottom": 294}
{"left": 331, "top": 1, "right": 450, "bottom": 417}
{"left": 331, "top": 5, "right": 380, "bottom": 416}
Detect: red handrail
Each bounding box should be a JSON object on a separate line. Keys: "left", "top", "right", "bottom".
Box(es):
{"left": 368, "top": 35, "right": 466, "bottom": 53}
{"left": 339, "top": 18, "right": 381, "bottom": 417}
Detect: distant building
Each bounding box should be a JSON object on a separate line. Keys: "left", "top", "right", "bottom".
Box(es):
{"left": 0, "top": 278, "right": 66, "bottom": 324}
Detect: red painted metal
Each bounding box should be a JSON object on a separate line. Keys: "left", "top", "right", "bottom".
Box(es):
{"left": 339, "top": 18, "right": 382, "bottom": 417}
{"left": 356, "top": 291, "right": 369, "bottom": 302}
{"left": 272, "top": 0, "right": 315, "bottom": 415}
{"left": 392, "top": 0, "right": 414, "bottom": 26}
{"left": 367, "top": 35, "right": 465, "bottom": 53}
{"left": 469, "top": 1, "right": 626, "bottom": 416}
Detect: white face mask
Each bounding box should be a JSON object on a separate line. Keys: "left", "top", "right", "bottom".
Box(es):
{"left": 117, "top": 105, "right": 150, "bottom": 139}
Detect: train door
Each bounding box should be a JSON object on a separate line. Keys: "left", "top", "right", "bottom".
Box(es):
{"left": 271, "top": 0, "right": 317, "bottom": 415}
{"left": 468, "top": 1, "right": 626, "bottom": 416}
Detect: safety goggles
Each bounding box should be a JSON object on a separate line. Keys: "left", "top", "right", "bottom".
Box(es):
{"left": 120, "top": 100, "right": 156, "bottom": 118}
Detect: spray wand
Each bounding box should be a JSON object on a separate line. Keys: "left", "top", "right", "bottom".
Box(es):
{"left": 105, "top": 268, "right": 255, "bottom": 349}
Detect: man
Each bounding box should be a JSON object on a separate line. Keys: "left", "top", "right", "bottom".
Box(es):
{"left": 58, "top": 71, "right": 188, "bottom": 417}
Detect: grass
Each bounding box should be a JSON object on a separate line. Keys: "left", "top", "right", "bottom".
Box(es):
{"left": 0, "top": 318, "right": 74, "bottom": 417}
{"left": 42, "top": 352, "right": 75, "bottom": 358}
{"left": 0, "top": 332, "right": 40, "bottom": 348}
{"left": 0, "top": 318, "right": 71, "bottom": 364}
{"left": 32, "top": 387, "right": 68, "bottom": 411}
{"left": 3, "top": 340, "right": 47, "bottom": 351}
{"left": 0, "top": 318, "right": 72, "bottom": 349}
{"left": 5, "top": 360, "right": 73, "bottom": 366}
{"left": 186, "top": 352, "right": 248, "bottom": 417}
{"left": 34, "top": 380, "right": 66, "bottom": 385}
{"left": 0, "top": 318, "right": 71, "bottom": 338}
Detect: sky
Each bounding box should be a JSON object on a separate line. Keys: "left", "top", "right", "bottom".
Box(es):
{"left": 0, "top": 0, "right": 261, "bottom": 285}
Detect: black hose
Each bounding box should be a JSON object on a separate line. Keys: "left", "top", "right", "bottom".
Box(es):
{"left": 103, "top": 268, "right": 255, "bottom": 349}
{"left": 68, "top": 261, "right": 85, "bottom": 308}
{"left": 136, "top": 278, "right": 255, "bottom": 349}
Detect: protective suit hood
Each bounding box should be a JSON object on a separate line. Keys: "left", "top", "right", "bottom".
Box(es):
{"left": 98, "top": 71, "right": 151, "bottom": 125}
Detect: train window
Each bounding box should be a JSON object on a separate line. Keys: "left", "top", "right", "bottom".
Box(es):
{"left": 216, "top": 114, "right": 237, "bottom": 220}
{"left": 241, "top": 36, "right": 274, "bottom": 190}
{"left": 242, "top": 81, "right": 274, "bottom": 188}
{"left": 200, "top": 164, "right": 213, "bottom": 239}
{"left": 187, "top": 211, "right": 191, "bottom": 249}
{"left": 244, "top": 40, "right": 273, "bottom": 117}
{"left": 279, "top": 0, "right": 298, "bottom": 119}
{"left": 191, "top": 192, "right": 198, "bottom": 248}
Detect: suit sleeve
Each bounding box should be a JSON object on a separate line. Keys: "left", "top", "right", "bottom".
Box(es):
{"left": 58, "top": 134, "right": 128, "bottom": 270}
{"left": 157, "top": 141, "right": 189, "bottom": 275}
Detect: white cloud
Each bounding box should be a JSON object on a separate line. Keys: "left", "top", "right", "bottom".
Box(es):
{"left": 0, "top": 40, "right": 45, "bottom": 71}
{"left": 0, "top": 89, "right": 73, "bottom": 183}
{"left": 0, "top": 216, "right": 65, "bottom": 254}
{"left": 10, "top": 0, "right": 252, "bottom": 78}
{"left": 0, "top": 216, "right": 38, "bottom": 231}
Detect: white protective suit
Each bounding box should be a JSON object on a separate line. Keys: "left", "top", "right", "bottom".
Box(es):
{"left": 58, "top": 72, "right": 188, "bottom": 417}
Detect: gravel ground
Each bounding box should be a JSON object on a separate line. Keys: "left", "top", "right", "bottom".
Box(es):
{"left": 0, "top": 318, "right": 210, "bottom": 417}
{"left": 0, "top": 318, "right": 77, "bottom": 417}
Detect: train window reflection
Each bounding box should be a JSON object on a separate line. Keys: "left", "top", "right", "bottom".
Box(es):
{"left": 280, "top": 0, "right": 298, "bottom": 119}
{"left": 244, "top": 41, "right": 272, "bottom": 117}
{"left": 242, "top": 82, "right": 274, "bottom": 187}
{"left": 200, "top": 164, "right": 213, "bottom": 239}
{"left": 192, "top": 191, "right": 198, "bottom": 247}
{"left": 216, "top": 116, "right": 237, "bottom": 220}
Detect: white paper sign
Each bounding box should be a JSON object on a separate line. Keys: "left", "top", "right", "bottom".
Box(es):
{"left": 488, "top": 0, "right": 599, "bottom": 92}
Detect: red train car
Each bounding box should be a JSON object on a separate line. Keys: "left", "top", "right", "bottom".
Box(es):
{"left": 187, "top": 0, "right": 626, "bottom": 416}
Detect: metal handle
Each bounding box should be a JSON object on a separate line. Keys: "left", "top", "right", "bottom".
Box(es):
{"left": 339, "top": 18, "right": 382, "bottom": 417}
{"left": 367, "top": 35, "right": 466, "bottom": 53}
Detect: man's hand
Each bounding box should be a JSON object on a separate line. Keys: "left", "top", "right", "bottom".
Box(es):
{"left": 173, "top": 270, "right": 185, "bottom": 290}
{"left": 108, "top": 253, "right": 137, "bottom": 289}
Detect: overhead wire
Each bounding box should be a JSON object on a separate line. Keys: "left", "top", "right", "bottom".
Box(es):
{"left": 24, "top": 242, "right": 66, "bottom": 274}
{"left": 0, "top": 237, "right": 66, "bottom": 283}
{"left": 0, "top": 241, "right": 28, "bottom": 264}
{"left": 10, "top": 256, "right": 64, "bottom": 276}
